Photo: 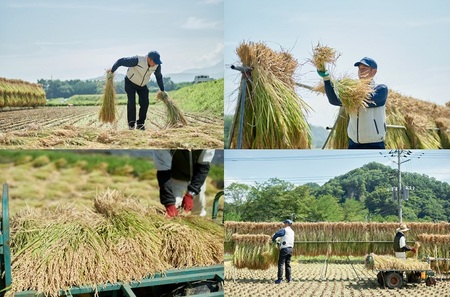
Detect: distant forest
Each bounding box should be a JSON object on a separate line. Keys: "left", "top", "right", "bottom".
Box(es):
{"left": 38, "top": 77, "right": 183, "bottom": 99}
{"left": 225, "top": 162, "right": 450, "bottom": 223}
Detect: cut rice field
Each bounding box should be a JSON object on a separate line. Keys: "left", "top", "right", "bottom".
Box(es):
{"left": 0, "top": 105, "right": 223, "bottom": 148}
{"left": 224, "top": 261, "right": 450, "bottom": 297}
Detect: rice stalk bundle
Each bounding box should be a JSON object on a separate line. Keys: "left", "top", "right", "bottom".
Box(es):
{"left": 0, "top": 77, "right": 46, "bottom": 108}
{"left": 333, "top": 77, "right": 374, "bottom": 115}
{"left": 230, "top": 41, "right": 312, "bottom": 149}
{"left": 385, "top": 108, "right": 411, "bottom": 148}
{"left": 232, "top": 234, "right": 278, "bottom": 270}
{"left": 9, "top": 189, "right": 223, "bottom": 297}
{"left": 156, "top": 91, "right": 187, "bottom": 127}
{"left": 98, "top": 70, "right": 117, "bottom": 124}
{"left": 435, "top": 117, "right": 450, "bottom": 148}
{"left": 404, "top": 114, "right": 441, "bottom": 149}
{"left": 417, "top": 234, "right": 450, "bottom": 260}
{"left": 368, "top": 253, "right": 430, "bottom": 271}
{"left": 309, "top": 43, "right": 340, "bottom": 72}
{"left": 325, "top": 108, "right": 350, "bottom": 149}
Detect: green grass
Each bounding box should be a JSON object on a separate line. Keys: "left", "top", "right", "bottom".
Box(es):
{"left": 45, "top": 80, "right": 224, "bottom": 115}
{"left": 0, "top": 151, "right": 224, "bottom": 216}
{"left": 171, "top": 79, "right": 224, "bottom": 116}
{"left": 46, "top": 94, "right": 129, "bottom": 106}
{"left": 0, "top": 150, "right": 155, "bottom": 178}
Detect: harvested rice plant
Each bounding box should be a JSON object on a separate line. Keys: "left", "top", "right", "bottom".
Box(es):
{"left": 232, "top": 234, "right": 278, "bottom": 270}
{"left": 0, "top": 77, "right": 46, "bottom": 108}
{"left": 9, "top": 189, "right": 224, "bottom": 296}
{"left": 225, "top": 222, "right": 450, "bottom": 257}
{"left": 156, "top": 90, "right": 187, "bottom": 127}
{"left": 98, "top": 70, "right": 117, "bottom": 124}
{"left": 229, "top": 41, "right": 311, "bottom": 149}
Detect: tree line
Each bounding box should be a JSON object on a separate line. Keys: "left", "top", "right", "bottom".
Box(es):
{"left": 38, "top": 77, "right": 181, "bottom": 99}
{"left": 225, "top": 162, "right": 450, "bottom": 223}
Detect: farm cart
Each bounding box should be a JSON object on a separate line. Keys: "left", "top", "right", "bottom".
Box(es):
{"left": 0, "top": 184, "right": 224, "bottom": 297}
{"left": 365, "top": 254, "right": 436, "bottom": 289}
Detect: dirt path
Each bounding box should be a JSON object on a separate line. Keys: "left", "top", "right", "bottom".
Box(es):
{"left": 0, "top": 105, "right": 223, "bottom": 148}
{"left": 224, "top": 261, "right": 450, "bottom": 297}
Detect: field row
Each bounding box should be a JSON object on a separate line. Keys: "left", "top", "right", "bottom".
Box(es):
{"left": 0, "top": 105, "right": 223, "bottom": 148}
{"left": 224, "top": 261, "right": 450, "bottom": 297}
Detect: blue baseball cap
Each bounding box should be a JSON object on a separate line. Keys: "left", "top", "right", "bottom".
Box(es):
{"left": 283, "top": 219, "right": 293, "bottom": 225}
{"left": 148, "top": 51, "right": 162, "bottom": 64}
{"left": 354, "top": 57, "right": 377, "bottom": 69}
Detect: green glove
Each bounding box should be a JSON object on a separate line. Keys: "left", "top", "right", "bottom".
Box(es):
{"left": 317, "top": 70, "right": 329, "bottom": 78}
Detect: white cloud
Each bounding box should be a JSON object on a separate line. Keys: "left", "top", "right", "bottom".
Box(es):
{"left": 193, "top": 42, "right": 224, "bottom": 66}
{"left": 182, "top": 17, "right": 222, "bottom": 30}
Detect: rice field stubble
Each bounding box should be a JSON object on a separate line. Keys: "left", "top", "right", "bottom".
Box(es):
{"left": 224, "top": 261, "right": 449, "bottom": 297}
{"left": 0, "top": 105, "right": 223, "bottom": 148}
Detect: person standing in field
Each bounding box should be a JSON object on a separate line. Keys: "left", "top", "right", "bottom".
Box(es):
{"left": 110, "top": 51, "right": 167, "bottom": 130}
{"left": 272, "top": 219, "right": 295, "bottom": 284}
{"left": 393, "top": 223, "right": 416, "bottom": 259}
{"left": 153, "top": 149, "right": 215, "bottom": 218}
{"left": 317, "top": 57, "right": 388, "bottom": 149}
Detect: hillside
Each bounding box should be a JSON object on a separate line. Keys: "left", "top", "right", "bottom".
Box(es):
{"left": 225, "top": 162, "right": 450, "bottom": 222}
{"left": 171, "top": 78, "right": 224, "bottom": 116}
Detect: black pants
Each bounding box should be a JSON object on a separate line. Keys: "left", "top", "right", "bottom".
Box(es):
{"left": 348, "top": 139, "right": 385, "bottom": 149}
{"left": 277, "top": 247, "right": 293, "bottom": 280}
{"left": 125, "top": 77, "right": 149, "bottom": 128}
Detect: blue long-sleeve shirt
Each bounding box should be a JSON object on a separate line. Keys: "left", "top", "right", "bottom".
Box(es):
{"left": 272, "top": 229, "right": 286, "bottom": 242}
{"left": 324, "top": 79, "right": 388, "bottom": 108}
{"left": 111, "top": 56, "right": 164, "bottom": 91}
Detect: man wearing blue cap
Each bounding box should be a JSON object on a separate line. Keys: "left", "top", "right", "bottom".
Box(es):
{"left": 110, "top": 51, "right": 166, "bottom": 130}
{"left": 317, "top": 57, "right": 388, "bottom": 149}
{"left": 272, "top": 219, "right": 295, "bottom": 284}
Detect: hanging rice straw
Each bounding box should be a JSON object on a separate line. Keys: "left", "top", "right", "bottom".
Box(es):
{"left": 156, "top": 91, "right": 187, "bottom": 127}
{"left": 98, "top": 70, "right": 117, "bottom": 124}
{"left": 232, "top": 234, "right": 278, "bottom": 270}
{"left": 230, "top": 41, "right": 312, "bottom": 149}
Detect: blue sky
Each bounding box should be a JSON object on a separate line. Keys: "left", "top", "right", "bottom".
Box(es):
{"left": 224, "top": 0, "right": 450, "bottom": 127}
{"left": 0, "top": 0, "right": 223, "bottom": 81}
{"left": 224, "top": 150, "right": 450, "bottom": 187}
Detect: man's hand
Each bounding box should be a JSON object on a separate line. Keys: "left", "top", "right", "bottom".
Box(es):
{"left": 161, "top": 91, "right": 168, "bottom": 100}
{"left": 317, "top": 70, "right": 330, "bottom": 78}
{"left": 181, "top": 192, "right": 194, "bottom": 212}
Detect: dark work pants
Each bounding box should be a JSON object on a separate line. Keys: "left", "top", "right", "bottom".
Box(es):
{"left": 277, "top": 247, "right": 293, "bottom": 280}
{"left": 125, "top": 78, "right": 149, "bottom": 128}
{"left": 348, "top": 139, "right": 385, "bottom": 149}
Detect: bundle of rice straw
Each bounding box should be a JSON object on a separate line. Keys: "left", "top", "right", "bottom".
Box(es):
{"left": 232, "top": 234, "right": 278, "bottom": 270}
{"left": 229, "top": 41, "right": 311, "bottom": 149}
{"left": 309, "top": 42, "right": 341, "bottom": 72}
{"left": 156, "top": 91, "right": 187, "bottom": 127}
{"left": 333, "top": 77, "right": 374, "bottom": 115}
{"left": 8, "top": 189, "right": 223, "bottom": 297}
{"left": 98, "top": 70, "right": 117, "bottom": 124}
{"left": 366, "top": 253, "right": 430, "bottom": 271}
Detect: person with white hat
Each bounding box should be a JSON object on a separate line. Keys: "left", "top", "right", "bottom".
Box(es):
{"left": 272, "top": 219, "right": 295, "bottom": 284}
{"left": 393, "top": 223, "right": 416, "bottom": 259}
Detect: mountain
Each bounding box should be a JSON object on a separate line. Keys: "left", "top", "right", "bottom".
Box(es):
{"left": 165, "top": 60, "right": 224, "bottom": 83}
{"left": 310, "top": 125, "right": 330, "bottom": 148}
{"left": 312, "top": 162, "right": 450, "bottom": 221}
